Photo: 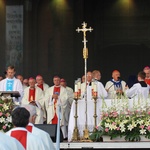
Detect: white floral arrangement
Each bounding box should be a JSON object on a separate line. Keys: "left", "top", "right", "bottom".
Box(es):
{"left": 0, "top": 95, "right": 14, "bottom": 132}
{"left": 90, "top": 97, "right": 150, "bottom": 142}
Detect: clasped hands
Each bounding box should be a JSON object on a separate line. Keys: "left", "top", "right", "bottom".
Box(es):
{"left": 52, "top": 94, "right": 59, "bottom": 100}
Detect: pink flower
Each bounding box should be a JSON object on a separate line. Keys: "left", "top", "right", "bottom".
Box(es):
{"left": 148, "top": 111, "right": 150, "bottom": 115}
{"left": 2, "top": 126, "right": 6, "bottom": 130}
{"left": 121, "top": 111, "right": 125, "bottom": 115}
{"left": 147, "top": 126, "right": 150, "bottom": 131}
{"left": 140, "top": 125, "right": 144, "bottom": 129}
{"left": 100, "top": 115, "right": 103, "bottom": 120}
{"left": 112, "top": 122, "right": 116, "bottom": 125}
{"left": 135, "top": 110, "right": 139, "bottom": 113}
{"left": 0, "top": 112, "right": 3, "bottom": 116}
{"left": 116, "top": 127, "right": 120, "bottom": 130}
{"left": 5, "top": 113, "right": 9, "bottom": 117}
{"left": 105, "top": 128, "right": 109, "bottom": 132}
{"left": 112, "top": 111, "right": 118, "bottom": 117}
{"left": 126, "top": 109, "right": 131, "bottom": 115}
{"left": 105, "top": 113, "right": 108, "bottom": 117}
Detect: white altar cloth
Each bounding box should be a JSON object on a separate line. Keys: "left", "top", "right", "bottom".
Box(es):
{"left": 68, "top": 99, "right": 102, "bottom": 142}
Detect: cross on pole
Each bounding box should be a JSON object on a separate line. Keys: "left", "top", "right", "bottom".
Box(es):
{"left": 76, "top": 22, "right": 93, "bottom": 141}
{"left": 76, "top": 22, "right": 93, "bottom": 51}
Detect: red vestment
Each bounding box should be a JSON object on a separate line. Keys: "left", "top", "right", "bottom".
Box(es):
{"left": 26, "top": 125, "right": 33, "bottom": 133}
{"left": 52, "top": 86, "right": 60, "bottom": 124}
{"left": 145, "top": 78, "right": 150, "bottom": 85}
{"left": 11, "top": 130, "right": 27, "bottom": 149}
{"left": 37, "top": 84, "right": 43, "bottom": 91}
{"left": 28, "top": 88, "right": 35, "bottom": 102}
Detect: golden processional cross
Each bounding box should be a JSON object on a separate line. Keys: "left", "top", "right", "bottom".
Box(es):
{"left": 76, "top": 22, "right": 93, "bottom": 141}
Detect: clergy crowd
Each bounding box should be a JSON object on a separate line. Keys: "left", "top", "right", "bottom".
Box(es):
{"left": 0, "top": 65, "right": 150, "bottom": 149}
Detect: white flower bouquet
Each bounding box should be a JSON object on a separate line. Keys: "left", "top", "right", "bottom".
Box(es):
{"left": 90, "top": 97, "right": 150, "bottom": 142}
{"left": 0, "top": 96, "right": 14, "bottom": 132}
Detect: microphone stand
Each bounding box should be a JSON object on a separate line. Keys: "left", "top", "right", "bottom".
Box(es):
{"left": 107, "top": 83, "right": 114, "bottom": 91}
{"left": 56, "top": 97, "right": 61, "bottom": 150}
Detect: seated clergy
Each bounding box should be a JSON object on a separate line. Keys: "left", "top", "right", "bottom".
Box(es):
{"left": 6, "top": 107, "right": 46, "bottom": 150}
{"left": 21, "top": 77, "right": 45, "bottom": 124}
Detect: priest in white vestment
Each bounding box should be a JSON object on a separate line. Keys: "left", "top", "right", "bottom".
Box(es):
{"left": 44, "top": 76, "right": 68, "bottom": 139}
{"left": 22, "top": 104, "right": 56, "bottom": 150}
{"left": 81, "top": 71, "right": 93, "bottom": 100}
{"left": 16, "top": 74, "right": 28, "bottom": 90}
{"left": 60, "top": 78, "right": 74, "bottom": 128}
{"left": 35, "top": 75, "right": 49, "bottom": 122}
{"left": 1, "top": 132, "right": 25, "bottom": 150}
{"left": 6, "top": 107, "right": 46, "bottom": 150}
{"left": 35, "top": 75, "right": 49, "bottom": 94}
{"left": 0, "top": 66, "right": 23, "bottom": 104}
{"left": 21, "top": 78, "right": 45, "bottom": 124}
{"left": 92, "top": 70, "right": 108, "bottom": 99}
{"left": 81, "top": 71, "right": 108, "bottom": 100}
{"left": 105, "top": 70, "right": 126, "bottom": 99}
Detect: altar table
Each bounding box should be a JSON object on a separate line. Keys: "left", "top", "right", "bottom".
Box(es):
{"left": 68, "top": 99, "right": 102, "bottom": 142}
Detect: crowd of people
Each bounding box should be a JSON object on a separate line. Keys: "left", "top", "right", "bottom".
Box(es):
{"left": 0, "top": 65, "right": 150, "bottom": 149}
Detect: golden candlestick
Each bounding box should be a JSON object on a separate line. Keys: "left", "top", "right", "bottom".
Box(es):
{"left": 93, "top": 93, "right": 98, "bottom": 133}
{"left": 72, "top": 93, "right": 80, "bottom": 141}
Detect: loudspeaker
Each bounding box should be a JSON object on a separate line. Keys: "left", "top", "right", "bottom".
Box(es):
{"left": 35, "top": 124, "right": 63, "bottom": 142}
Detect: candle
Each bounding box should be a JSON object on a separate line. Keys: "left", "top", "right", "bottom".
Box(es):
{"left": 91, "top": 82, "right": 94, "bottom": 90}
{"left": 94, "top": 84, "right": 97, "bottom": 92}
{"left": 77, "top": 81, "right": 81, "bottom": 90}
{"left": 75, "top": 84, "right": 78, "bottom": 92}
{"left": 30, "top": 95, "right": 33, "bottom": 101}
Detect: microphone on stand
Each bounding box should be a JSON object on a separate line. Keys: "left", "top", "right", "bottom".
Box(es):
{"left": 117, "top": 77, "right": 120, "bottom": 80}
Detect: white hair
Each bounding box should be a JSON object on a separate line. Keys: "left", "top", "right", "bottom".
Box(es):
{"left": 21, "top": 104, "right": 36, "bottom": 118}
